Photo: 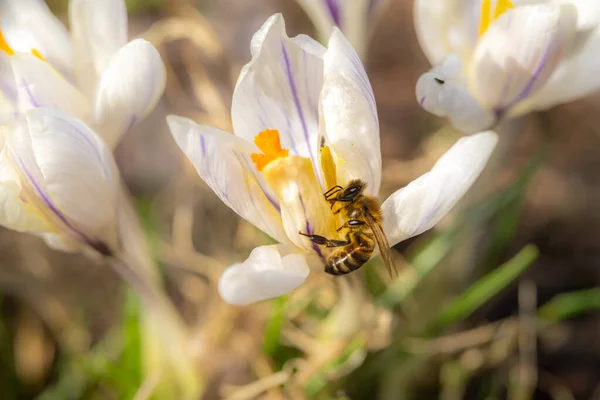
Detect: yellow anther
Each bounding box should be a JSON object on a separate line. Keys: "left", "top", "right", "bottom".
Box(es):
{"left": 0, "top": 25, "right": 15, "bottom": 56}
{"left": 494, "top": 0, "right": 513, "bottom": 18}
{"left": 478, "top": 0, "right": 492, "bottom": 37}
{"left": 250, "top": 129, "right": 289, "bottom": 171}
{"left": 31, "top": 48, "right": 46, "bottom": 61}
{"left": 0, "top": 19, "right": 46, "bottom": 61}
{"left": 479, "top": 0, "right": 514, "bottom": 37}
{"left": 320, "top": 145, "right": 337, "bottom": 189}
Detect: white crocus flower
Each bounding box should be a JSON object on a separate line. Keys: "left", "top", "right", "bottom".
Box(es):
{"left": 0, "top": 0, "right": 166, "bottom": 149}
{"left": 0, "top": 107, "right": 119, "bottom": 253}
{"left": 294, "top": 0, "right": 388, "bottom": 58}
{"left": 169, "top": 14, "right": 498, "bottom": 306}
{"left": 415, "top": 0, "right": 600, "bottom": 133}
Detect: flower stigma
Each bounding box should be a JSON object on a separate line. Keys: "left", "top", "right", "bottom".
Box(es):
{"left": 479, "top": 0, "right": 514, "bottom": 37}
{"left": 250, "top": 129, "right": 289, "bottom": 171}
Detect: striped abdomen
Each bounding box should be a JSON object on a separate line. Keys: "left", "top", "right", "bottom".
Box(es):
{"left": 325, "top": 231, "right": 376, "bottom": 275}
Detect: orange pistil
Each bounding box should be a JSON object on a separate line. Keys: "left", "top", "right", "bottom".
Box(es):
{"left": 251, "top": 129, "right": 289, "bottom": 171}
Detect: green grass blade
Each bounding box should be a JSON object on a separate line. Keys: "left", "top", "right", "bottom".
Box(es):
{"left": 538, "top": 287, "right": 600, "bottom": 323}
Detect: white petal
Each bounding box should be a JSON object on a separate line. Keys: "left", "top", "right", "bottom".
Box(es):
{"left": 468, "top": 4, "right": 577, "bottom": 112}
{"left": 69, "top": 0, "right": 128, "bottom": 96}
{"left": 0, "top": 143, "right": 50, "bottom": 233}
{"left": 416, "top": 55, "right": 496, "bottom": 134}
{"left": 0, "top": 53, "right": 17, "bottom": 111}
{"left": 382, "top": 131, "right": 498, "bottom": 246}
{"left": 1, "top": 0, "right": 72, "bottom": 76}
{"left": 4, "top": 108, "right": 119, "bottom": 249}
{"left": 414, "top": 0, "right": 481, "bottom": 65}
{"left": 93, "top": 39, "right": 166, "bottom": 149}
{"left": 218, "top": 245, "right": 310, "bottom": 305}
{"left": 292, "top": 34, "right": 327, "bottom": 58}
{"left": 510, "top": 1, "right": 600, "bottom": 113}
{"left": 232, "top": 14, "right": 323, "bottom": 172}
{"left": 168, "top": 115, "right": 288, "bottom": 244}
{"left": 11, "top": 53, "right": 89, "bottom": 120}
{"left": 321, "top": 28, "right": 381, "bottom": 194}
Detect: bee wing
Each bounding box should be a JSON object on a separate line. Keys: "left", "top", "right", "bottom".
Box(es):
{"left": 364, "top": 212, "right": 398, "bottom": 280}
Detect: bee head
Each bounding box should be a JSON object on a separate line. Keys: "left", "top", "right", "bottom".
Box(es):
{"left": 341, "top": 180, "right": 366, "bottom": 200}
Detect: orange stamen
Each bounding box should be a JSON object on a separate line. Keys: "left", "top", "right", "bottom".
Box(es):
{"left": 250, "top": 129, "right": 289, "bottom": 171}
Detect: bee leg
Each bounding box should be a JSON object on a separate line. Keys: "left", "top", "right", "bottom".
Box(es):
{"left": 298, "top": 232, "right": 350, "bottom": 247}
{"left": 323, "top": 185, "right": 343, "bottom": 200}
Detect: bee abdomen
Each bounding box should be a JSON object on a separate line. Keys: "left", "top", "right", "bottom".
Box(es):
{"left": 325, "top": 242, "right": 374, "bottom": 276}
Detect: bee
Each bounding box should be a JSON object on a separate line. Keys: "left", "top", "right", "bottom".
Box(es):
{"left": 299, "top": 179, "right": 397, "bottom": 277}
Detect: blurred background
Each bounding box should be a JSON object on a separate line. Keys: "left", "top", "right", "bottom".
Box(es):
{"left": 1, "top": 0, "right": 600, "bottom": 399}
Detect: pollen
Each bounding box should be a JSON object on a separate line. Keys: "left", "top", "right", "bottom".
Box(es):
{"left": 320, "top": 145, "right": 337, "bottom": 189}
{"left": 478, "top": 0, "right": 513, "bottom": 37}
{"left": 250, "top": 129, "right": 289, "bottom": 171}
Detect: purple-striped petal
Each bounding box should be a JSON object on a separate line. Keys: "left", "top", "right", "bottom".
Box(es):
{"left": 168, "top": 115, "right": 289, "bottom": 244}
{"left": 231, "top": 14, "right": 324, "bottom": 175}
{"left": 4, "top": 108, "right": 119, "bottom": 251}
{"left": 0, "top": 140, "right": 51, "bottom": 233}
{"left": 510, "top": 1, "right": 600, "bottom": 114}
{"left": 320, "top": 28, "right": 382, "bottom": 194}
{"left": 295, "top": 0, "right": 388, "bottom": 58}
{"left": 11, "top": 53, "right": 89, "bottom": 120}
{"left": 468, "top": 4, "right": 577, "bottom": 113}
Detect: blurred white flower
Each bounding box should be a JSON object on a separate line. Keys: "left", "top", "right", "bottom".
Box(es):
{"left": 169, "top": 14, "right": 498, "bottom": 306}
{"left": 0, "top": 107, "right": 119, "bottom": 253}
{"left": 415, "top": 0, "right": 600, "bottom": 133}
{"left": 294, "top": 0, "right": 388, "bottom": 58}
{"left": 0, "top": 0, "right": 166, "bottom": 148}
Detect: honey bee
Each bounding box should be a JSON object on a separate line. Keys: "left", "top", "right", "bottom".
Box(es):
{"left": 299, "top": 179, "right": 397, "bottom": 277}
